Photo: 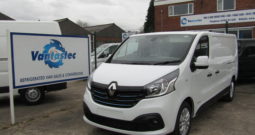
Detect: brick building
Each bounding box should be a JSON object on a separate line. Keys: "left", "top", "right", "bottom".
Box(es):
{"left": 154, "top": 0, "right": 255, "bottom": 39}
{"left": 55, "top": 18, "right": 91, "bottom": 36}
{"left": 84, "top": 23, "right": 125, "bottom": 46}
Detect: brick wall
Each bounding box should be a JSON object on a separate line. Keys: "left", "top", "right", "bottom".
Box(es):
{"left": 155, "top": 0, "right": 255, "bottom": 34}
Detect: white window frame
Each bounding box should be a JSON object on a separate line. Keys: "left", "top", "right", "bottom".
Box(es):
{"left": 168, "top": 3, "right": 194, "bottom": 16}
{"left": 217, "top": 0, "right": 236, "bottom": 12}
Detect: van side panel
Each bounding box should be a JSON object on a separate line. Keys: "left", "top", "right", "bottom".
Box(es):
{"left": 0, "top": 60, "right": 8, "bottom": 87}
{"left": 210, "top": 35, "right": 237, "bottom": 98}
{"left": 0, "top": 36, "right": 7, "bottom": 59}
{"left": 0, "top": 36, "right": 9, "bottom": 87}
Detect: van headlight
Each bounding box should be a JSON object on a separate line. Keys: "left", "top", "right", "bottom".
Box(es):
{"left": 145, "top": 69, "right": 179, "bottom": 98}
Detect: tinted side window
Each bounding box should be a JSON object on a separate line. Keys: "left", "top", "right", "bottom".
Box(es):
{"left": 243, "top": 47, "right": 255, "bottom": 57}
{"left": 190, "top": 36, "right": 209, "bottom": 72}
{"left": 193, "top": 36, "right": 209, "bottom": 60}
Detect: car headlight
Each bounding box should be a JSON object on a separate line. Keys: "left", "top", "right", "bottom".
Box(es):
{"left": 145, "top": 69, "right": 179, "bottom": 98}
{"left": 87, "top": 74, "right": 93, "bottom": 90}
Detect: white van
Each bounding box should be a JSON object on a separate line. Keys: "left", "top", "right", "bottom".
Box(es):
{"left": 83, "top": 31, "right": 238, "bottom": 135}
{"left": 91, "top": 43, "right": 120, "bottom": 70}
{"left": 0, "top": 21, "right": 67, "bottom": 105}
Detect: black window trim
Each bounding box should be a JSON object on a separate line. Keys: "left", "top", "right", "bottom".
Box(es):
{"left": 190, "top": 35, "right": 210, "bottom": 72}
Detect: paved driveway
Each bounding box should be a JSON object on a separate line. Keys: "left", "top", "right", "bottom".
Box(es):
{"left": 0, "top": 80, "right": 255, "bottom": 135}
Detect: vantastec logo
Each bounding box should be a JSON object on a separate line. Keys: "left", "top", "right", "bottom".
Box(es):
{"left": 181, "top": 18, "right": 188, "bottom": 25}
{"left": 31, "top": 39, "right": 76, "bottom": 68}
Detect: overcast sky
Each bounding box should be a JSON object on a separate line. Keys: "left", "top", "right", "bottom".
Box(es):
{"left": 0, "top": 0, "right": 151, "bottom": 31}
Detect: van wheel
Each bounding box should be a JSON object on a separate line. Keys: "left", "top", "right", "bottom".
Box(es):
{"left": 222, "top": 80, "right": 235, "bottom": 102}
{"left": 20, "top": 88, "right": 45, "bottom": 105}
{"left": 172, "top": 102, "right": 192, "bottom": 135}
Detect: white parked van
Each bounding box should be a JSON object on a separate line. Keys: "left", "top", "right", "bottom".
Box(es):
{"left": 83, "top": 31, "right": 238, "bottom": 135}
{"left": 91, "top": 43, "right": 120, "bottom": 70}
{"left": 0, "top": 21, "right": 67, "bottom": 105}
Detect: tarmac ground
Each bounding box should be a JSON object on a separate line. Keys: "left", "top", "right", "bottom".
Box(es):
{"left": 0, "top": 79, "right": 255, "bottom": 135}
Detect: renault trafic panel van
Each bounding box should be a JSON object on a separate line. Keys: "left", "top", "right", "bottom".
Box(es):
{"left": 83, "top": 32, "right": 238, "bottom": 135}
{"left": 0, "top": 21, "right": 67, "bottom": 105}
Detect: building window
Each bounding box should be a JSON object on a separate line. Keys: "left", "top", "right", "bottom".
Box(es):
{"left": 169, "top": 3, "right": 194, "bottom": 16}
{"left": 210, "top": 28, "right": 253, "bottom": 39}
{"left": 217, "top": 0, "right": 236, "bottom": 11}
{"left": 229, "top": 30, "right": 238, "bottom": 37}
{"left": 239, "top": 30, "right": 252, "bottom": 39}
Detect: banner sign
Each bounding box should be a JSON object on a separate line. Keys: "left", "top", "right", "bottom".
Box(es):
{"left": 10, "top": 33, "right": 90, "bottom": 89}
{"left": 181, "top": 9, "right": 255, "bottom": 27}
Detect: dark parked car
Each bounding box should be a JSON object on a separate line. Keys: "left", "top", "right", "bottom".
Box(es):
{"left": 238, "top": 40, "right": 255, "bottom": 78}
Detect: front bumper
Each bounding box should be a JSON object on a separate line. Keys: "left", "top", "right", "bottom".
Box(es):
{"left": 83, "top": 102, "right": 164, "bottom": 132}
{"left": 83, "top": 89, "right": 181, "bottom": 135}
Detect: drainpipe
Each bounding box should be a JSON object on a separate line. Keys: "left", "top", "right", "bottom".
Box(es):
{"left": 160, "top": 9, "right": 164, "bottom": 31}
{"left": 225, "top": 21, "right": 229, "bottom": 33}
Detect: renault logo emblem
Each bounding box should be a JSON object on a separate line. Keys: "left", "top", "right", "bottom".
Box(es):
{"left": 108, "top": 82, "right": 117, "bottom": 97}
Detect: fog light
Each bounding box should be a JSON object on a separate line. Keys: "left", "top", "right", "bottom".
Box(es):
{"left": 134, "top": 113, "right": 165, "bottom": 131}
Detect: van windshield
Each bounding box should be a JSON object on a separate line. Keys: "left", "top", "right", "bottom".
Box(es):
{"left": 109, "top": 34, "right": 196, "bottom": 65}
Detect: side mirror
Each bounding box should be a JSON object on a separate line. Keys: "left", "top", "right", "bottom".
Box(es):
{"left": 195, "top": 56, "right": 209, "bottom": 69}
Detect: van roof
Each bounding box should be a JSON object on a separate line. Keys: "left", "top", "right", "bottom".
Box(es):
{"left": 0, "top": 21, "right": 61, "bottom": 58}
{"left": 0, "top": 20, "right": 59, "bottom": 25}
{"left": 131, "top": 31, "right": 236, "bottom": 38}
{"left": 0, "top": 21, "right": 61, "bottom": 36}
{"left": 0, "top": 20, "right": 57, "bottom": 23}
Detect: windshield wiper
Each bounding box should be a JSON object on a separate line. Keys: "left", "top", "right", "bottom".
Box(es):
{"left": 126, "top": 62, "right": 150, "bottom": 65}
{"left": 153, "top": 60, "right": 181, "bottom": 65}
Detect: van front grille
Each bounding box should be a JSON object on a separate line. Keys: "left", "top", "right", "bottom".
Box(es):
{"left": 90, "top": 82, "right": 146, "bottom": 108}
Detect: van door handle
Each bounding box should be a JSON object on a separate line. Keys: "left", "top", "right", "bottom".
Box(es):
{"left": 215, "top": 70, "right": 220, "bottom": 74}
{"left": 207, "top": 73, "right": 212, "bottom": 77}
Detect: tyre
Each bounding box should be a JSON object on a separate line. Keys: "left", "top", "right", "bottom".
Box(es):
{"left": 172, "top": 102, "right": 192, "bottom": 135}
{"left": 20, "top": 88, "right": 45, "bottom": 105}
{"left": 222, "top": 80, "right": 235, "bottom": 102}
